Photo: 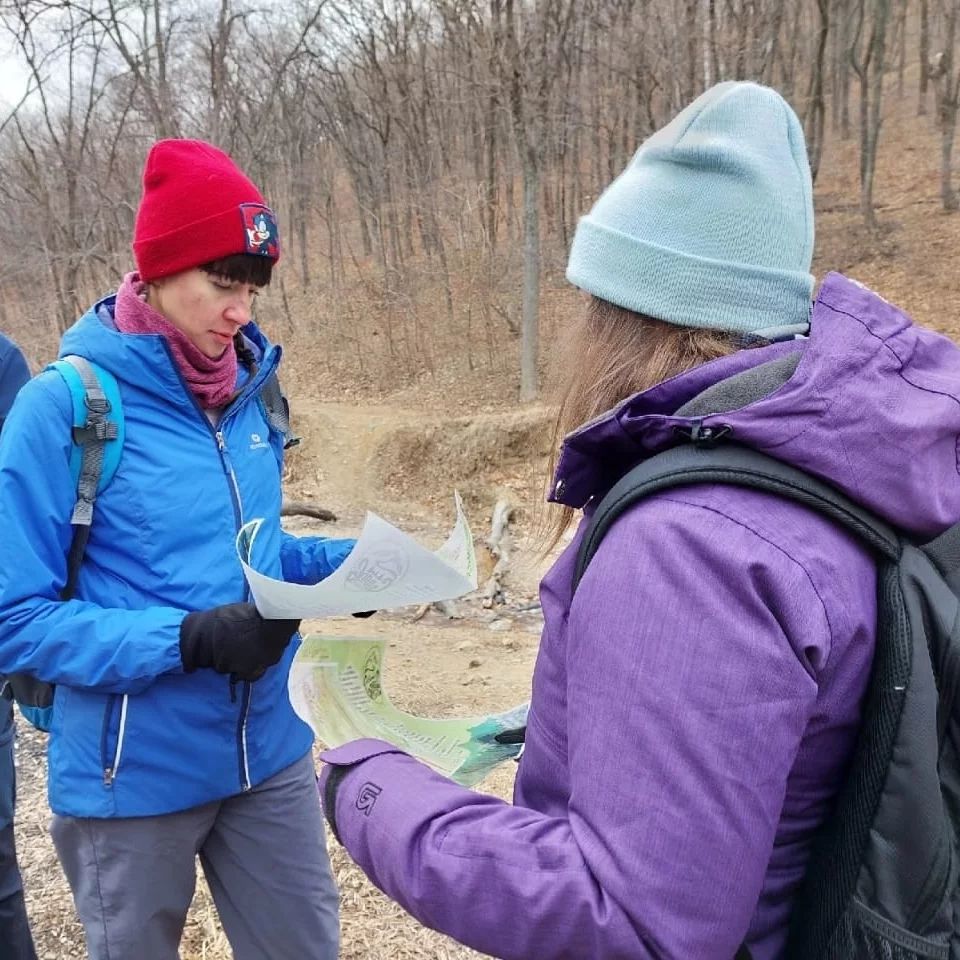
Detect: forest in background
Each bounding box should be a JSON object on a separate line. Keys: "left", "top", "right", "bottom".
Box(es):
{"left": 0, "top": 0, "right": 956, "bottom": 400}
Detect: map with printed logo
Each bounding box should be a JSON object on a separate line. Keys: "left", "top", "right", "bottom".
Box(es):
{"left": 237, "top": 493, "right": 477, "bottom": 618}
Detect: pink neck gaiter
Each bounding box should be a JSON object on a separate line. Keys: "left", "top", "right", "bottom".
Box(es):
{"left": 114, "top": 272, "right": 238, "bottom": 409}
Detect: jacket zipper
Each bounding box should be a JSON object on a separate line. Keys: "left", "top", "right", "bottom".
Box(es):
{"left": 216, "top": 429, "right": 244, "bottom": 529}
{"left": 160, "top": 341, "right": 276, "bottom": 793}
{"left": 238, "top": 681, "right": 253, "bottom": 791}
{"left": 217, "top": 429, "right": 254, "bottom": 791}
{"left": 100, "top": 694, "right": 129, "bottom": 787}
{"left": 210, "top": 420, "right": 251, "bottom": 789}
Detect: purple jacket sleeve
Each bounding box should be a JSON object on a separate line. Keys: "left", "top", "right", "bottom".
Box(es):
{"left": 320, "top": 494, "right": 828, "bottom": 960}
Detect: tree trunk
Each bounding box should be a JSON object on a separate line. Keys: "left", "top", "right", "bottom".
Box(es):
{"left": 943, "top": 107, "right": 958, "bottom": 210}
{"left": 919, "top": 0, "right": 930, "bottom": 116}
{"left": 708, "top": 0, "right": 720, "bottom": 83}
{"left": 895, "top": 0, "right": 906, "bottom": 98}
{"left": 856, "top": 0, "right": 890, "bottom": 229}
{"left": 807, "top": 0, "right": 830, "bottom": 183}
{"left": 939, "top": 0, "right": 960, "bottom": 211}
{"left": 519, "top": 153, "right": 540, "bottom": 402}
{"left": 685, "top": 0, "right": 699, "bottom": 100}
{"left": 505, "top": 0, "right": 542, "bottom": 402}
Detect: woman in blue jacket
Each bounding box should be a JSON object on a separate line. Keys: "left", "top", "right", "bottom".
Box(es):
{"left": 0, "top": 140, "right": 350, "bottom": 959}
{"left": 0, "top": 332, "right": 35, "bottom": 960}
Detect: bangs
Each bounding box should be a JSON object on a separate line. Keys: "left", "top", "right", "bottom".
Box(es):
{"left": 200, "top": 254, "right": 274, "bottom": 287}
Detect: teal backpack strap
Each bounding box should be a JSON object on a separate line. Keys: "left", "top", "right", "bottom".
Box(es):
{"left": 48, "top": 356, "right": 124, "bottom": 599}
{"left": 5, "top": 357, "right": 123, "bottom": 733}
{"left": 260, "top": 371, "right": 300, "bottom": 449}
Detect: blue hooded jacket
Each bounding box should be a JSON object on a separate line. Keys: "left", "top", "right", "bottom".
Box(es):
{"left": 0, "top": 296, "right": 351, "bottom": 818}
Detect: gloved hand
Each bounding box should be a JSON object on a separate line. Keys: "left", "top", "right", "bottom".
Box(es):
{"left": 179, "top": 602, "right": 300, "bottom": 681}
{"left": 493, "top": 726, "right": 527, "bottom": 745}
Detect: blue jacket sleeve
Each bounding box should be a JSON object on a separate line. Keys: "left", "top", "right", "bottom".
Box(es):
{"left": 0, "top": 336, "right": 30, "bottom": 425}
{"left": 280, "top": 533, "right": 355, "bottom": 584}
{"left": 0, "top": 374, "right": 186, "bottom": 694}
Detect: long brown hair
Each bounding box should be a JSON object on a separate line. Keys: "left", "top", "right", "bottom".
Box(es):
{"left": 542, "top": 296, "right": 741, "bottom": 552}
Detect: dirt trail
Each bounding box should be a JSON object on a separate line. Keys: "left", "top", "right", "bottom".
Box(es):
{"left": 287, "top": 399, "right": 431, "bottom": 522}
{"left": 287, "top": 397, "right": 553, "bottom": 574}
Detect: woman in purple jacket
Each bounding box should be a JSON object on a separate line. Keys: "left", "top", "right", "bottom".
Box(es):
{"left": 318, "top": 82, "right": 960, "bottom": 959}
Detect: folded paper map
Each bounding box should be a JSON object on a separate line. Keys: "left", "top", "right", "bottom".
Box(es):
{"left": 290, "top": 635, "right": 528, "bottom": 786}
{"left": 238, "top": 493, "right": 477, "bottom": 619}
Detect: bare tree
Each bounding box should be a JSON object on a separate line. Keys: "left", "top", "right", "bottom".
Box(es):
{"left": 806, "top": 0, "right": 830, "bottom": 181}
{"left": 931, "top": 0, "right": 960, "bottom": 209}
{"left": 2, "top": 0, "right": 134, "bottom": 327}
{"left": 850, "top": 0, "right": 891, "bottom": 228}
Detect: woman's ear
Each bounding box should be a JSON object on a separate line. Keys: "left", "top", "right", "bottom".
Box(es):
{"left": 143, "top": 278, "right": 167, "bottom": 314}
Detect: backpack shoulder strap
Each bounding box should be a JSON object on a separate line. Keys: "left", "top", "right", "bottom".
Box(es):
{"left": 49, "top": 356, "right": 124, "bottom": 499}
{"left": 260, "top": 371, "right": 300, "bottom": 449}
{"left": 573, "top": 443, "right": 900, "bottom": 591}
{"left": 920, "top": 520, "right": 960, "bottom": 593}
{"left": 47, "top": 355, "right": 124, "bottom": 600}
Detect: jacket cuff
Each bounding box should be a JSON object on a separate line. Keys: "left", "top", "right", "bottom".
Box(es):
{"left": 320, "top": 738, "right": 404, "bottom": 766}
{"left": 318, "top": 739, "right": 408, "bottom": 843}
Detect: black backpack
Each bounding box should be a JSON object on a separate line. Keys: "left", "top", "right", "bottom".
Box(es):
{"left": 573, "top": 441, "right": 959, "bottom": 960}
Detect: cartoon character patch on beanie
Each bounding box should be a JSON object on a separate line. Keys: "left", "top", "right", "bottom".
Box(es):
{"left": 241, "top": 204, "right": 280, "bottom": 259}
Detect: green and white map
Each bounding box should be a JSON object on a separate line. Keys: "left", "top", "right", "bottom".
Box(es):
{"left": 290, "top": 635, "right": 528, "bottom": 787}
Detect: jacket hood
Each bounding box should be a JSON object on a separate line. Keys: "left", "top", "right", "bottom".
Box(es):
{"left": 553, "top": 272, "right": 960, "bottom": 539}
{"left": 58, "top": 294, "right": 278, "bottom": 409}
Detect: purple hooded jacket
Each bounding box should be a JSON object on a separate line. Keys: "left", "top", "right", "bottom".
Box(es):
{"left": 319, "top": 274, "right": 960, "bottom": 959}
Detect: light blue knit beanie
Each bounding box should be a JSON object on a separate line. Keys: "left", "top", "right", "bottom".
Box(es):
{"left": 566, "top": 81, "right": 814, "bottom": 333}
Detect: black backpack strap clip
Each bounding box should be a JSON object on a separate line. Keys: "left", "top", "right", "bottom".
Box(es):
{"left": 261, "top": 371, "right": 300, "bottom": 450}
{"left": 673, "top": 421, "right": 733, "bottom": 447}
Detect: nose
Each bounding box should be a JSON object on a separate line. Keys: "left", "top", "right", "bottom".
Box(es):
{"left": 223, "top": 294, "right": 253, "bottom": 328}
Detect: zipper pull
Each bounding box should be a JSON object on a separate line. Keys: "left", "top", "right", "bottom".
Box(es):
{"left": 103, "top": 766, "right": 114, "bottom": 787}
{"left": 216, "top": 430, "right": 235, "bottom": 477}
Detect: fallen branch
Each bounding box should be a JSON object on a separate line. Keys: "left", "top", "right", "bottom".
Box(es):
{"left": 281, "top": 500, "right": 337, "bottom": 522}
{"left": 481, "top": 498, "right": 514, "bottom": 608}
{"left": 410, "top": 600, "right": 462, "bottom": 622}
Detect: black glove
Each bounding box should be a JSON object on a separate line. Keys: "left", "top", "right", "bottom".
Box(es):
{"left": 179, "top": 602, "right": 300, "bottom": 682}
{"left": 494, "top": 726, "right": 527, "bottom": 745}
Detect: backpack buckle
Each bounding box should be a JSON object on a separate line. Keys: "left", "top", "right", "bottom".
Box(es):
{"left": 72, "top": 421, "right": 119, "bottom": 444}
{"left": 84, "top": 395, "right": 111, "bottom": 415}
{"left": 674, "top": 422, "right": 733, "bottom": 448}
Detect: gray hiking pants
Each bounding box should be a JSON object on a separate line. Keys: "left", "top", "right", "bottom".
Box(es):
{"left": 51, "top": 751, "right": 339, "bottom": 960}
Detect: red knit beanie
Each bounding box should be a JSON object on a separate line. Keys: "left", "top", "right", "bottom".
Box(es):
{"left": 133, "top": 139, "right": 281, "bottom": 281}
